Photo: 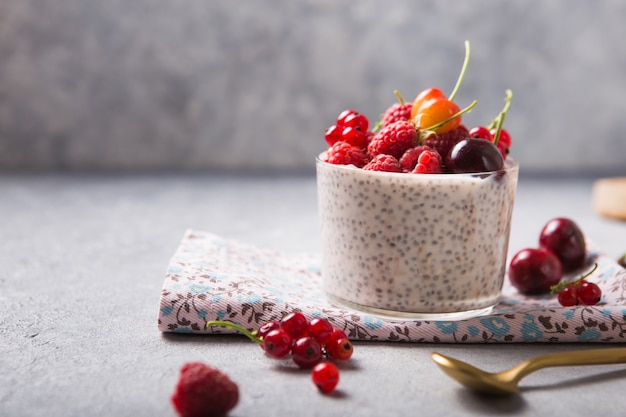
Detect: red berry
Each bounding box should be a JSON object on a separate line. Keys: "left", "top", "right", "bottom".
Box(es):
{"left": 363, "top": 154, "right": 402, "bottom": 173}
{"left": 577, "top": 280, "right": 602, "bottom": 305}
{"left": 325, "top": 337, "right": 354, "bottom": 361}
{"left": 324, "top": 125, "right": 343, "bottom": 147}
{"left": 423, "top": 125, "right": 469, "bottom": 164}
{"left": 311, "top": 362, "right": 340, "bottom": 393}
{"left": 340, "top": 126, "right": 368, "bottom": 149}
{"left": 508, "top": 248, "right": 563, "bottom": 295}
{"left": 342, "top": 112, "right": 369, "bottom": 132}
{"left": 412, "top": 149, "right": 442, "bottom": 174}
{"left": 399, "top": 145, "right": 432, "bottom": 172}
{"left": 336, "top": 109, "right": 357, "bottom": 126}
{"left": 292, "top": 336, "right": 323, "bottom": 369}
{"left": 308, "top": 318, "right": 334, "bottom": 345}
{"left": 280, "top": 311, "right": 309, "bottom": 340}
{"left": 539, "top": 218, "right": 587, "bottom": 273}
{"left": 262, "top": 329, "right": 293, "bottom": 358}
{"left": 256, "top": 321, "right": 281, "bottom": 340}
{"left": 324, "top": 141, "right": 368, "bottom": 168}
{"left": 414, "top": 98, "right": 461, "bottom": 134}
{"left": 367, "top": 120, "right": 417, "bottom": 159}
{"left": 171, "top": 362, "right": 239, "bottom": 417}
{"left": 557, "top": 284, "right": 578, "bottom": 306}
{"left": 491, "top": 127, "right": 512, "bottom": 158}
{"left": 382, "top": 102, "right": 413, "bottom": 126}
{"left": 469, "top": 126, "right": 492, "bottom": 140}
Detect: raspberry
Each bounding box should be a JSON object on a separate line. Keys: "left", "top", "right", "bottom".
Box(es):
{"left": 367, "top": 120, "right": 417, "bottom": 159}
{"left": 412, "top": 149, "right": 443, "bottom": 174}
{"left": 324, "top": 141, "right": 368, "bottom": 167}
{"left": 171, "top": 362, "right": 239, "bottom": 417}
{"left": 423, "top": 124, "right": 469, "bottom": 163}
{"left": 399, "top": 145, "right": 432, "bottom": 172}
{"left": 363, "top": 154, "right": 402, "bottom": 172}
{"left": 382, "top": 102, "right": 413, "bottom": 127}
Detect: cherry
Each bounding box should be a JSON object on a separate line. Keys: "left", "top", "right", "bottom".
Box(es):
{"left": 312, "top": 362, "right": 340, "bottom": 393}
{"left": 539, "top": 218, "right": 586, "bottom": 273}
{"left": 508, "top": 248, "right": 563, "bottom": 295}
{"left": 292, "top": 337, "right": 323, "bottom": 369}
{"left": 280, "top": 312, "right": 309, "bottom": 340}
{"left": 445, "top": 138, "right": 504, "bottom": 174}
{"left": 410, "top": 87, "right": 447, "bottom": 120}
{"left": 414, "top": 98, "right": 462, "bottom": 134}
{"left": 262, "top": 329, "right": 293, "bottom": 359}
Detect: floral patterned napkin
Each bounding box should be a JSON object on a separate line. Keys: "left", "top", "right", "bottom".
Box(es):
{"left": 158, "top": 230, "right": 626, "bottom": 343}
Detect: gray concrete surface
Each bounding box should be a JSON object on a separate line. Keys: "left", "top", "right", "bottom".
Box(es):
{"left": 1, "top": 1, "right": 626, "bottom": 175}
{"left": 2, "top": 173, "right": 626, "bottom": 416}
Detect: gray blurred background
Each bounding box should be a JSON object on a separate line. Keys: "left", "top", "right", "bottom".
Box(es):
{"left": 1, "top": 0, "right": 625, "bottom": 175}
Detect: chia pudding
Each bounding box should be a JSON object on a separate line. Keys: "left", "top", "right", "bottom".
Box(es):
{"left": 316, "top": 155, "right": 519, "bottom": 319}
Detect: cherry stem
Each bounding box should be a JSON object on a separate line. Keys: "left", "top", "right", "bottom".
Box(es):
{"left": 423, "top": 100, "right": 477, "bottom": 132}
{"left": 205, "top": 320, "right": 263, "bottom": 344}
{"left": 550, "top": 263, "right": 598, "bottom": 294}
{"left": 448, "top": 40, "right": 471, "bottom": 102}
{"left": 393, "top": 89, "right": 405, "bottom": 105}
{"left": 488, "top": 89, "right": 513, "bottom": 146}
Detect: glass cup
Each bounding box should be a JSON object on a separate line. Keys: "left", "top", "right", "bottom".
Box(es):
{"left": 316, "top": 155, "right": 519, "bottom": 320}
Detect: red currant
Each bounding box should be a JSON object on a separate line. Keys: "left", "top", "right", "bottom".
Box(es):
{"left": 491, "top": 127, "right": 512, "bottom": 158}
{"left": 557, "top": 284, "right": 578, "bottom": 306}
{"left": 342, "top": 112, "right": 369, "bottom": 132}
{"left": 292, "top": 337, "right": 323, "bottom": 369}
{"left": 262, "top": 329, "right": 293, "bottom": 359}
{"left": 311, "top": 362, "right": 340, "bottom": 393}
{"left": 324, "top": 125, "right": 343, "bottom": 147}
{"left": 325, "top": 336, "right": 354, "bottom": 361}
{"left": 577, "top": 280, "right": 602, "bottom": 305}
{"left": 336, "top": 109, "right": 357, "bottom": 126}
{"left": 340, "top": 126, "right": 368, "bottom": 149}
{"left": 469, "top": 126, "right": 492, "bottom": 141}
{"left": 308, "top": 318, "right": 334, "bottom": 346}
{"left": 280, "top": 312, "right": 309, "bottom": 340}
{"left": 256, "top": 320, "right": 281, "bottom": 340}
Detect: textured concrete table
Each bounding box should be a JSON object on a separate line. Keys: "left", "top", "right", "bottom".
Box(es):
{"left": 2, "top": 173, "right": 626, "bottom": 417}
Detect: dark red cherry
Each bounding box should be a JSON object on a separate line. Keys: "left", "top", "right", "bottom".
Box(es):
{"left": 445, "top": 138, "right": 504, "bottom": 174}
{"left": 508, "top": 248, "right": 563, "bottom": 295}
{"left": 539, "top": 218, "right": 586, "bottom": 273}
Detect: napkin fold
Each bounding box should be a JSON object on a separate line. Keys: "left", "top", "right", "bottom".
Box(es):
{"left": 158, "top": 230, "right": 626, "bottom": 343}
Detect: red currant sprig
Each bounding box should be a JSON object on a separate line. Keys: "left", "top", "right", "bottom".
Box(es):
{"left": 206, "top": 312, "right": 353, "bottom": 393}
{"left": 550, "top": 263, "right": 601, "bottom": 306}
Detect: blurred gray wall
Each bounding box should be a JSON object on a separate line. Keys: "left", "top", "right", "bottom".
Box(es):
{"left": 1, "top": 0, "right": 625, "bottom": 174}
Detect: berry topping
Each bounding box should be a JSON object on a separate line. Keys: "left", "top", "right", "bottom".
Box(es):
{"left": 413, "top": 149, "right": 442, "bottom": 174}
{"left": 340, "top": 126, "right": 368, "bottom": 149}
{"left": 445, "top": 138, "right": 504, "bottom": 174}
{"left": 171, "top": 362, "right": 239, "bottom": 417}
{"left": 324, "top": 124, "right": 343, "bottom": 147}
{"left": 508, "top": 248, "right": 563, "bottom": 295}
{"left": 312, "top": 362, "right": 340, "bottom": 393}
{"left": 538, "top": 217, "right": 587, "bottom": 273}
{"left": 363, "top": 154, "right": 402, "bottom": 173}
{"left": 324, "top": 141, "right": 368, "bottom": 167}
{"left": 367, "top": 120, "right": 417, "bottom": 159}
{"left": 413, "top": 98, "right": 462, "bottom": 134}
{"left": 399, "top": 145, "right": 432, "bottom": 172}
{"left": 423, "top": 124, "right": 469, "bottom": 162}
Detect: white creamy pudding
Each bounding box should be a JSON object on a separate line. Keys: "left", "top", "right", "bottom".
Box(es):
{"left": 316, "top": 155, "right": 518, "bottom": 319}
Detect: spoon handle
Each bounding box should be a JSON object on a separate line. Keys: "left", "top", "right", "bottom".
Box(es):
{"left": 516, "top": 348, "right": 626, "bottom": 378}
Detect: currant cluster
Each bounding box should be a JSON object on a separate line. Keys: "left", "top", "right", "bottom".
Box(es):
{"left": 206, "top": 312, "right": 352, "bottom": 393}
{"left": 508, "top": 217, "right": 601, "bottom": 306}
{"left": 322, "top": 41, "right": 514, "bottom": 175}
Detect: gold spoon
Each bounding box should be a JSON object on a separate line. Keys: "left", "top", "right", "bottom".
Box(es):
{"left": 431, "top": 348, "right": 626, "bottom": 395}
